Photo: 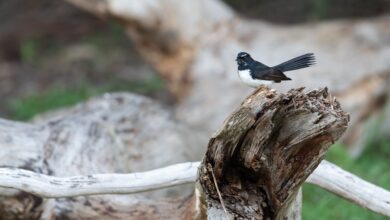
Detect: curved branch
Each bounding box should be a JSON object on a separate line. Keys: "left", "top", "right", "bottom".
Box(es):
{"left": 0, "top": 160, "right": 389, "bottom": 217}
{"left": 0, "top": 162, "right": 199, "bottom": 198}
{"left": 306, "top": 160, "right": 390, "bottom": 217}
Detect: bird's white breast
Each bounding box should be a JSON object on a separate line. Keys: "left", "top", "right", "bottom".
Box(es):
{"left": 238, "top": 69, "right": 273, "bottom": 88}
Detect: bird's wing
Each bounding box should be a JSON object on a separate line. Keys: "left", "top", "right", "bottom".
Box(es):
{"left": 252, "top": 65, "right": 291, "bottom": 82}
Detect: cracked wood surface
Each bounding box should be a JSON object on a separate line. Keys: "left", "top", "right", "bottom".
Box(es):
{"left": 198, "top": 86, "right": 349, "bottom": 219}
{"left": 0, "top": 93, "right": 199, "bottom": 220}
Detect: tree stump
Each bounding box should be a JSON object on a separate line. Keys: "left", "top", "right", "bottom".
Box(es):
{"left": 197, "top": 86, "right": 349, "bottom": 219}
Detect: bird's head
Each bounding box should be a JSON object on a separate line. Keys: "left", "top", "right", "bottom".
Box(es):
{"left": 236, "top": 52, "right": 253, "bottom": 66}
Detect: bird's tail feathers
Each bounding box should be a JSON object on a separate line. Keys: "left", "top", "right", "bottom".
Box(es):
{"left": 273, "top": 53, "right": 315, "bottom": 72}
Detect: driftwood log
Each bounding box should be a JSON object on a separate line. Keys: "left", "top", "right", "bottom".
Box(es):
{"left": 0, "top": 93, "right": 199, "bottom": 219}
{"left": 0, "top": 86, "right": 353, "bottom": 219}
{"left": 65, "top": 0, "right": 390, "bottom": 157}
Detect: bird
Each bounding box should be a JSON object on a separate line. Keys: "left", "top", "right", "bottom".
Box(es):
{"left": 235, "top": 52, "right": 315, "bottom": 88}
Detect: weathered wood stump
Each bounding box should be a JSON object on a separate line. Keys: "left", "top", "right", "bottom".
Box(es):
{"left": 197, "top": 86, "right": 349, "bottom": 219}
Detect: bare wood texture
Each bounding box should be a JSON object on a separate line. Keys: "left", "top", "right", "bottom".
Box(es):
{"left": 307, "top": 160, "right": 390, "bottom": 217}
{"left": 40, "top": 195, "right": 197, "bottom": 220}
{"left": 0, "top": 161, "right": 390, "bottom": 217}
{"left": 197, "top": 86, "right": 349, "bottom": 219}
{"left": 1, "top": 160, "right": 390, "bottom": 218}
{"left": 0, "top": 93, "right": 200, "bottom": 219}
{"left": 284, "top": 188, "right": 302, "bottom": 220}
{"left": 0, "top": 162, "right": 199, "bottom": 198}
{"left": 64, "top": 0, "right": 390, "bottom": 156}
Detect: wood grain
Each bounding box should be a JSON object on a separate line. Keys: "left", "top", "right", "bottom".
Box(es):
{"left": 198, "top": 86, "right": 349, "bottom": 219}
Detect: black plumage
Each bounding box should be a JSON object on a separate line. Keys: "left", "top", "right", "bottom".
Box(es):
{"left": 236, "top": 52, "right": 316, "bottom": 84}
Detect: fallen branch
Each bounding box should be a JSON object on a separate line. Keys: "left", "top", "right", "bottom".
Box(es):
{"left": 1, "top": 160, "right": 389, "bottom": 217}
{"left": 0, "top": 162, "right": 199, "bottom": 197}
{"left": 306, "top": 160, "right": 390, "bottom": 217}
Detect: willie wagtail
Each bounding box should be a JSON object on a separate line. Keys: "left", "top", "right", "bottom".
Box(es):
{"left": 236, "top": 52, "right": 315, "bottom": 88}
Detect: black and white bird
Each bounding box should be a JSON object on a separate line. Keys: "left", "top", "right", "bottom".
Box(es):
{"left": 236, "top": 52, "right": 315, "bottom": 88}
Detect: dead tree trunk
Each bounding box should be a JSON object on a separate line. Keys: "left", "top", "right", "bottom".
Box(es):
{"left": 197, "top": 86, "right": 348, "bottom": 219}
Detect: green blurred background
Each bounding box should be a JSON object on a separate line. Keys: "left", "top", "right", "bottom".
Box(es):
{"left": 0, "top": 1, "right": 389, "bottom": 219}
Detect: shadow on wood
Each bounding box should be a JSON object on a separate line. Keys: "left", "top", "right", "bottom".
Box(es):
{"left": 197, "top": 86, "right": 349, "bottom": 219}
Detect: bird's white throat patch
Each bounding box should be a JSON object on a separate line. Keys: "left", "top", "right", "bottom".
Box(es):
{"left": 238, "top": 69, "right": 273, "bottom": 88}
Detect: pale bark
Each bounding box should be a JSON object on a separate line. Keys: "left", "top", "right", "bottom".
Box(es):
{"left": 2, "top": 161, "right": 389, "bottom": 217}
{"left": 0, "top": 92, "right": 199, "bottom": 219}
{"left": 65, "top": 0, "right": 390, "bottom": 156}
{"left": 0, "top": 162, "right": 199, "bottom": 198}
{"left": 284, "top": 188, "right": 302, "bottom": 220}
{"left": 307, "top": 160, "right": 390, "bottom": 218}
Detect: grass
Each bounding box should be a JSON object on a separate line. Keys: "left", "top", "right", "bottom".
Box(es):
{"left": 8, "top": 86, "right": 94, "bottom": 121}
{"left": 80, "top": 22, "right": 130, "bottom": 51}
{"left": 6, "top": 75, "right": 165, "bottom": 121}
{"left": 19, "top": 22, "right": 130, "bottom": 65}
{"left": 20, "top": 38, "right": 39, "bottom": 63}
{"left": 303, "top": 141, "right": 390, "bottom": 220}
{"left": 309, "top": 0, "right": 329, "bottom": 21}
